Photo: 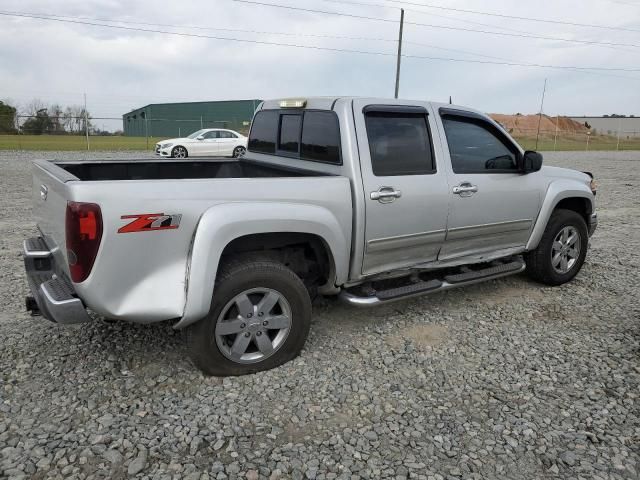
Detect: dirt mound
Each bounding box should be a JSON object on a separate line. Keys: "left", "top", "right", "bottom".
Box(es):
{"left": 490, "top": 114, "right": 588, "bottom": 135}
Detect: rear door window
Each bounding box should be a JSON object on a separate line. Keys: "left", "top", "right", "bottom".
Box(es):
{"left": 364, "top": 111, "right": 435, "bottom": 176}
{"left": 301, "top": 111, "right": 341, "bottom": 164}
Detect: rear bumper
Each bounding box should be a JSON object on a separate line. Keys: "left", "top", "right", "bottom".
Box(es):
{"left": 588, "top": 213, "right": 598, "bottom": 237}
{"left": 23, "top": 236, "right": 91, "bottom": 324}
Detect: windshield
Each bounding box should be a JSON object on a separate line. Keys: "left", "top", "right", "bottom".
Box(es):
{"left": 187, "top": 129, "right": 207, "bottom": 139}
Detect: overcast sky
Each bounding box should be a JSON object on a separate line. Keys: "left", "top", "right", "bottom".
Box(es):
{"left": 1, "top": 0, "right": 639, "bottom": 131}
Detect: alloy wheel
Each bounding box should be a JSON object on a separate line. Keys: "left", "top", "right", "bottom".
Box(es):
{"left": 214, "top": 288, "right": 292, "bottom": 364}
{"left": 551, "top": 226, "right": 581, "bottom": 274}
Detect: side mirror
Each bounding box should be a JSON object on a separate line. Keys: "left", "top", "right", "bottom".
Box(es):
{"left": 522, "top": 150, "right": 543, "bottom": 173}
{"left": 196, "top": 135, "right": 205, "bottom": 141}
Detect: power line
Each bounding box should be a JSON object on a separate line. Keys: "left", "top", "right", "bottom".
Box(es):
{"left": 321, "top": 0, "right": 640, "bottom": 33}
{"left": 5, "top": 6, "right": 640, "bottom": 60}
{"left": 322, "top": 0, "right": 640, "bottom": 45}
{"left": 322, "top": 0, "right": 538, "bottom": 33}
{"left": 0, "top": 9, "right": 543, "bottom": 63}
{"left": 232, "top": 0, "right": 640, "bottom": 49}
{"left": 0, "top": 9, "right": 475, "bottom": 47}
{"left": 0, "top": 11, "right": 401, "bottom": 53}
{"left": 321, "top": 0, "right": 640, "bottom": 55}
{"left": 9, "top": 13, "right": 631, "bottom": 81}
{"left": 0, "top": 9, "right": 391, "bottom": 42}
{"left": 2, "top": 11, "right": 640, "bottom": 76}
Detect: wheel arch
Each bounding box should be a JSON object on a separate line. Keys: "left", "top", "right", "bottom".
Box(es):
{"left": 554, "top": 197, "right": 593, "bottom": 222}
{"left": 219, "top": 232, "right": 336, "bottom": 291}
{"left": 526, "top": 181, "right": 594, "bottom": 251}
{"left": 174, "top": 202, "right": 349, "bottom": 329}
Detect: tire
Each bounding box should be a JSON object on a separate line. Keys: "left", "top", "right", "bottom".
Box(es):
{"left": 171, "top": 146, "right": 188, "bottom": 158}
{"left": 525, "top": 209, "right": 589, "bottom": 286}
{"left": 232, "top": 146, "right": 246, "bottom": 158}
{"left": 186, "top": 256, "right": 312, "bottom": 376}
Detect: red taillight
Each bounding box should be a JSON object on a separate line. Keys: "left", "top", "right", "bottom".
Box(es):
{"left": 65, "top": 202, "right": 103, "bottom": 283}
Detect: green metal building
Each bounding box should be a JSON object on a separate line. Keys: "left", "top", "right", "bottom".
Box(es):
{"left": 123, "top": 99, "right": 261, "bottom": 137}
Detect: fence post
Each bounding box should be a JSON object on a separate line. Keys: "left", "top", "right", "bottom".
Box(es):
{"left": 554, "top": 115, "right": 559, "bottom": 151}
{"left": 616, "top": 118, "right": 621, "bottom": 151}
{"left": 84, "top": 93, "right": 90, "bottom": 151}
{"left": 586, "top": 131, "right": 590, "bottom": 151}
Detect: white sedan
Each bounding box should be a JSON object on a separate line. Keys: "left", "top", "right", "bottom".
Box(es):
{"left": 155, "top": 129, "right": 248, "bottom": 158}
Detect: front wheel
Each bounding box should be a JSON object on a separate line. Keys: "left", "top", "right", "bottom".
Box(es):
{"left": 525, "top": 209, "right": 589, "bottom": 285}
{"left": 233, "top": 146, "right": 246, "bottom": 158}
{"left": 186, "top": 257, "right": 312, "bottom": 376}
{"left": 171, "top": 146, "right": 188, "bottom": 158}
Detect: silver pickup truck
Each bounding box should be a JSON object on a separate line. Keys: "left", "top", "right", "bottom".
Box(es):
{"left": 23, "top": 97, "right": 597, "bottom": 375}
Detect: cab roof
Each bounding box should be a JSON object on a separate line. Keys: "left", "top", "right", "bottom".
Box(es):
{"left": 259, "top": 97, "right": 485, "bottom": 118}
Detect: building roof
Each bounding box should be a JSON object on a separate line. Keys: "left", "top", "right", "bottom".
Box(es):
{"left": 123, "top": 99, "right": 262, "bottom": 116}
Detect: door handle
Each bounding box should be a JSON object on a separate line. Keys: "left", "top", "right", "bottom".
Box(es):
{"left": 452, "top": 182, "right": 478, "bottom": 196}
{"left": 370, "top": 186, "right": 402, "bottom": 203}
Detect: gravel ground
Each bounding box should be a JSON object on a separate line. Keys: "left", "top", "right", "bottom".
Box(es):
{"left": 0, "top": 151, "right": 638, "bottom": 480}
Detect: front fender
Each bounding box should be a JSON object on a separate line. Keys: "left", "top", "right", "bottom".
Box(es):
{"left": 526, "top": 180, "right": 594, "bottom": 251}
{"left": 174, "top": 202, "right": 350, "bottom": 329}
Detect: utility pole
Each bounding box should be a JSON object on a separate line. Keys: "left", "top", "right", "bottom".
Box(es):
{"left": 534, "top": 78, "right": 547, "bottom": 150}
{"left": 394, "top": 8, "right": 404, "bottom": 99}
{"left": 84, "top": 93, "right": 89, "bottom": 151}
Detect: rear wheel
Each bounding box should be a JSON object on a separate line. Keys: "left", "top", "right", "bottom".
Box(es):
{"left": 525, "top": 209, "right": 588, "bottom": 285}
{"left": 233, "top": 146, "right": 246, "bottom": 158}
{"left": 171, "top": 146, "right": 188, "bottom": 158}
{"left": 186, "top": 257, "right": 312, "bottom": 376}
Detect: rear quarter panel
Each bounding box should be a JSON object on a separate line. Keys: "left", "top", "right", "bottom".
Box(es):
{"left": 65, "top": 176, "right": 351, "bottom": 323}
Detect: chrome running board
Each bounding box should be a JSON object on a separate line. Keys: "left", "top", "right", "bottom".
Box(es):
{"left": 339, "top": 259, "right": 526, "bottom": 307}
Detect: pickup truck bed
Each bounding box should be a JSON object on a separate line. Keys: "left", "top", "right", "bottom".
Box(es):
{"left": 29, "top": 157, "right": 352, "bottom": 326}
{"left": 58, "top": 158, "right": 323, "bottom": 181}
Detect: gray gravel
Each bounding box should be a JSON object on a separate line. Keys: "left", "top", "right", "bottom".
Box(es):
{"left": 1, "top": 150, "right": 639, "bottom": 480}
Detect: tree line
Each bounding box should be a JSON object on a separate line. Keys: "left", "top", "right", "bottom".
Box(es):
{"left": 0, "top": 99, "right": 103, "bottom": 135}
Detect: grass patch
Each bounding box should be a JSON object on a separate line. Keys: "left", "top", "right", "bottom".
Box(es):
{"left": 0, "top": 135, "right": 162, "bottom": 151}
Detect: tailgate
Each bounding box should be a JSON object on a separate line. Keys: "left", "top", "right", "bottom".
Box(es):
{"left": 32, "top": 159, "right": 77, "bottom": 277}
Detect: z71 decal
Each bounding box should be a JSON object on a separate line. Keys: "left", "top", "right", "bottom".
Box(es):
{"left": 118, "top": 213, "right": 182, "bottom": 233}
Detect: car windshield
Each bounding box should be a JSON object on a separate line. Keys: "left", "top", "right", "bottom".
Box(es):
{"left": 187, "top": 129, "right": 208, "bottom": 139}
